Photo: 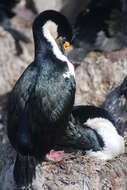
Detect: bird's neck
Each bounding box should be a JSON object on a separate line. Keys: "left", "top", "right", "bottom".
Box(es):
{"left": 34, "top": 36, "right": 50, "bottom": 59}
{"left": 33, "top": 20, "right": 68, "bottom": 63}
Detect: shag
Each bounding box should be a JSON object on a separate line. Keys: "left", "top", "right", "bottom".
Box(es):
{"left": 70, "top": 0, "right": 127, "bottom": 61}
{"left": 59, "top": 76, "right": 127, "bottom": 160}
{"left": 7, "top": 10, "right": 75, "bottom": 160}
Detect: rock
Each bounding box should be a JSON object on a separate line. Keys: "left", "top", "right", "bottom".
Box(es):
{"left": 0, "top": 8, "right": 127, "bottom": 190}
{"left": 74, "top": 51, "right": 127, "bottom": 106}
{"left": 0, "top": 25, "right": 32, "bottom": 95}
{"left": 3, "top": 154, "right": 127, "bottom": 190}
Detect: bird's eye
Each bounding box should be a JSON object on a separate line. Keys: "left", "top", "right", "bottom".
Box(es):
{"left": 62, "top": 37, "right": 66, "bottom": 43}
{"left": 56, "top": 36, "right": 70, "bottom": 51}
{"left": 62, "top": 37, "right": 70, "bottom": 50}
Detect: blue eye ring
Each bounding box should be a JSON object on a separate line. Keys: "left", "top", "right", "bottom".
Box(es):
{"left": 62, "top": 37, "right": 66, "bottom": 43}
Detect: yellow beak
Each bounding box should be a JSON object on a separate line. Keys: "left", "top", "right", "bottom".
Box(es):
{"left": 56, "top": 36, "right": 70, "bottom": 51}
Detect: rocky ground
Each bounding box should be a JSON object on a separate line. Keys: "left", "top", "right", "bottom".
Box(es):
{"left": 0, "top": 2, "right": 127, "bottom": 190}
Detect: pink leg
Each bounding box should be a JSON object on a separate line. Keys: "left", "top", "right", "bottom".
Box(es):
{"left": 45, "top": 150, "right": 71, "bottom": 162}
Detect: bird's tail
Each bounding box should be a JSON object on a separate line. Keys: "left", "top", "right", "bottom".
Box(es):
{"left": 101, "top": 75, "right": 127, "bottom": 135}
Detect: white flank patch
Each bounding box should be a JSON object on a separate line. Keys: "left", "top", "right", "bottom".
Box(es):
{"left": 42, "top": 21, "right": 75, "bottom": 79}
{"left": 84, "top": 118, "right": 125, "bottom": 160}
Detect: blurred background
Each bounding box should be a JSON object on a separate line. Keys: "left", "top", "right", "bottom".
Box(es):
{"left": 0, "top": 0, "right": 127, "bottom": 188}
{"left": 0, "top": 0, "right": 127, "bottom": 102}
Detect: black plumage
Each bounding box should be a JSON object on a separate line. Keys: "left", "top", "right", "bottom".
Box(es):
{"left": 0, "top": 0, "right": 20, "bottom": 17}
{"left": 58, "top": 76, "right": 127, "bottom": 160}
{"left": 102, "top": 75, "right": 127, "bottom": 135}
{"left": 95, "top": 10, "right": 127, "bottom": 52}
{"left": 7, "top": 10, "right": 75, "bottom": 158}
{"left": 59, "top": 106, "right": 115, "bottom": 152}
{"left": 71, "top": 0, "right": 127, "bottom": 60}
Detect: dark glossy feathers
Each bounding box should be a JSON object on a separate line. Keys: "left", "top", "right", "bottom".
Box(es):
{"left": 7, "top": 10, "right": 75, "bottom": 157}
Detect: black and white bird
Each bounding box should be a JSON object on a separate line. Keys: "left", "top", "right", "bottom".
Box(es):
{"left": 59, "top": 77, "right": 127, "bottom": 160}
{"left": 7, "top": 10, "right": 75, "bottom": 161}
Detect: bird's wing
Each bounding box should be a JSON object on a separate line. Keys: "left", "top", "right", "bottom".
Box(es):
{"left": 28, "top": 73, "right": 75, "bottom": 132}
{"left": 72, "top": 105, "right": 116, "bottom": 126}
{"left": 7, "top": 62, "right": 37, "bottom": 139}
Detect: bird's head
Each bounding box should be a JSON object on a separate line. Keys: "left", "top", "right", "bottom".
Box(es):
{"left": 32, "top": 10, "right": 72, "bottom": 54}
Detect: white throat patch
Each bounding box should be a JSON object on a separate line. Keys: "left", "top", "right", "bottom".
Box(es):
{"left": 42, "top": 21, "right": 75, "bottom": 79}
{"left": 43, "top": 20, "right": 58, "bottom": 40}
